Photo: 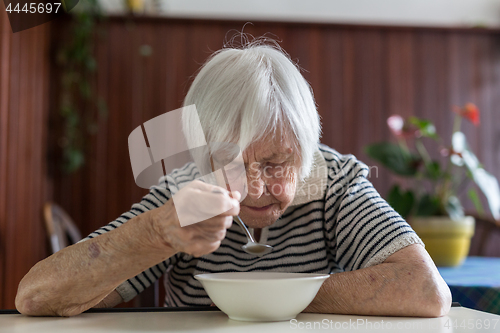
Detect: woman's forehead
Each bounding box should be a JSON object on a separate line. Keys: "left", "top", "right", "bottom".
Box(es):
{"left": 244, "top": 135, "right": 297, "bottom": 162}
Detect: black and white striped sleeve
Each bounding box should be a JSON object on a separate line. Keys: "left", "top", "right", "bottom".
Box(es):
{"left": 323, "top": 154, "right": 423, "bottom": 271}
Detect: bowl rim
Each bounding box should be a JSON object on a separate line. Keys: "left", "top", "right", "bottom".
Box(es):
{"left": 194, "top": 272, "right": 331, "bottom": 283}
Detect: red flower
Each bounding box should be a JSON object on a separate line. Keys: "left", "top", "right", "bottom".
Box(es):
{"left": 387, "top": 115, "right": 418, "bottom": 139}
{"left": 453, "top": 103, "right": 480, "bottom": 126}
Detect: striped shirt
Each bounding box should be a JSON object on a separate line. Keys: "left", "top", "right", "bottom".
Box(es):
{"left": 83, "top": 144, "right": 423, "bottom": 306}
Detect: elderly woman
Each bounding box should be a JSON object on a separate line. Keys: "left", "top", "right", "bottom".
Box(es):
{"left": 16, "top": 40, "right": 451, "bottom": 317}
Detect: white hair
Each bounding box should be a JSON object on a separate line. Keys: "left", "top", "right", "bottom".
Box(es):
{"left": 182, "top": 39, "right": 321, "bottom": 180}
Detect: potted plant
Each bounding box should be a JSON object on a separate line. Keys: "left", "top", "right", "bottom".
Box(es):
{"left": 365, "top": 104, "right": 500, "bottom": 266}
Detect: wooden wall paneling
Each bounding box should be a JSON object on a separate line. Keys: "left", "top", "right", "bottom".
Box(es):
{"left": 5, "top": 20, "right": 20, "bottom": 309}
{"left": 426, "top": 32, "right": 450, "bottom": 172}
{"left": 132, "top": 21, "right": 151, "bottom": 213}
{"left": 142, "top": 21, "right": 161, "bottom": 124}
{"left": 450, "top": 34, "right": 482, "bottom": 211}
{"left": 468, "top": 34, "right": 492, "bottom": 255}
{"left": 0, "top": 9, "right": 12, "bottom": 308}
{"left": 463, "top": 35, "right": 481, "bottom": 162}
{"left": 152, "top": 24, "right": 170, "bottom": 119}
{"left": 386, "top": 31, "right": 415, "bottom": 119}
{"left": 97, "top": 22, "right": 121, "bottom": 235}
{"left": 475, "top": 35, "right": 495, "bottom": 180}
{"left": 251, "top": 23, "right": 290, "bottom": 54}
{"left": 86, "top": 20, "right": 110, "bottom": 241}
{"left": 435, "top": 32, "right": 452, "bottom": 143}
{"left": 446, "top": 33, "right": 475, "bottom": 211}
{"left": 106, "top": 22, "right": 129, "bottom": 235}
{"left": 22, "top": 25, "right": 49, "bottom": 308}
{"left": 319, "top": 28, "right": 344, "bottom": 154}
{"left": 355, "top": 30, "right": 386, "bottom": 190}
{"left": 283, "top": 25, "right": 320, "bottom": 87}
{"left": 349, "top": 29, "right": 367, "bottom": 157}
{"left": 0, "top": 19, "right": 51, "bottom": 308}
{"left": 456, "top": 34, "right": 476, "bottom": 139}
{"left": 4, "top": 24, "right": 22, "bottom": 309}
{"left": 411, "top": 31, "right": 450, "bottom": 212}
{"left": 129, "top": 21, "right": 148, "bottom": 216}
{"left": 340, "top": 29, "right": 355, "bottom": 156}
{"left": 434, "top": 33, "right": 454, "bottom": 145}
{"left": 185, "top": 22, "right": 225, "bottom": 80}
{"left": 469, "top": 36, "right": 500, "bottom": 255}
{"left": 414, "top": 32, "right": 449, "bottom": 138}
{"left": 448, "top": 32, "right": 464, "bottom": 113}
{"left": 134, "top": 22, "right": 154, "bottom": 210}
{"left": 488, "top": 38, "right": 500, "bottom": 197}
{"left": 163, "top": 23, "right": 188, "bottom": 112}
{"left": 37, "top": 22, "right": 52, "bottom": 255}
{"left": 286, "top": 26, "right": 324, "bottom": 141}
{"left": 13, "top": 25, "right": 30, "bottom": 308}
{"left": 383, "top": 31, "right": 415, "bottom": 194}
{"left": 476, "top": 35, "right": 500, "bottom": 213}
{"left": 123, "top": 20, "right": 143, "bottom": 221}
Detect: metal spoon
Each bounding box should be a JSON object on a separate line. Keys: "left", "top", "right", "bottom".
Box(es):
{"left": 211, "top": 189, "right": 273, "bottom": 256}
{"left": 232, "top": 215, "right": 273, "bottom": 257}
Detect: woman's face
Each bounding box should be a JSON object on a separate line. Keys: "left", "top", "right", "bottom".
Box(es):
{"left": 237, "top": 132, "right": 301, "bottom": 229}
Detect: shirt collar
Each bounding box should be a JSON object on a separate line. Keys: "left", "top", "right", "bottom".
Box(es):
{"left": 289, "top": 148, "right": 328, "bottom": 206}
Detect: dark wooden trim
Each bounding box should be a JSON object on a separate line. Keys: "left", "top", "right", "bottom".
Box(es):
{"left": 103, "top": 14, "right": 500, "bottom": 35}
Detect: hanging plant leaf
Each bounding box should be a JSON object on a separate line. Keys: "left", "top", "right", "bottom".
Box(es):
{"left": 444, "top": 195, "right": 465, "bottom": 221}
{"left": 424, "top": 161, "right": 442, "bottom": 180}
{"left": 468, "top": 188, "right": 485, "bottom": 216}
{"left": 415, "top": 194, "right": 441, "bottom": 217}
{"left": 387, "top": 185, "right": 415, "bottom": 218}
{"left": 63, "top": 148, "right": 85, "bottom": 174}
{"left": 409, "top": 117, "right": 439, "bottom": 140}
{"left": 452, "top": 132, "right": 500, "bottom": 220}
{"left": 365, "top": 142, "right": 421, "bottom": 176}
{"left": 57, "top": 0, "right": 107, "bottom": 174}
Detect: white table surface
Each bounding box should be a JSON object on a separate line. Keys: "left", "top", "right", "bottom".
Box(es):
{"left": 1, "top": 307, "right": 499, "bottom": 333}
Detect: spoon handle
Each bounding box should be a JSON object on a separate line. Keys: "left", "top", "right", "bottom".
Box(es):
{"left": 210, "top": 168, "right": 256, "bottom": 243}
{"left": 233, "top": 216, "right": 256, "bottom": 243}
{"left": 210, "top": 188, "right": 256, "bottom": 243}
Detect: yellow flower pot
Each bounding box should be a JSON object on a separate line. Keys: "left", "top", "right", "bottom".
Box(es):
{"left": 126, "top": 0, "right": 144, "bottom": 13}
{"left": 409, "top": 216, "right": 475, "bottom": 267}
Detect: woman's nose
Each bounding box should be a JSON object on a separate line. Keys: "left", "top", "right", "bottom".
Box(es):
{"left": 247, "top": 176, "right": 267, "bottom": 199}
{"left": 246, "top": 164, "right": 268, "bottom": 199}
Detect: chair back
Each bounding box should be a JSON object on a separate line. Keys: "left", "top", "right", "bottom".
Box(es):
{"left": 43, "top": 203, "right": 82, "bottom": 253}
{"left": 467, "top": 212, "right": 500, "bottom": 257}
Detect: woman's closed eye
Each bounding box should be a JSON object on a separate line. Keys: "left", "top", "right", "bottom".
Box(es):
{"left": 263, "top": 162, "right": 290, "bottom": 178}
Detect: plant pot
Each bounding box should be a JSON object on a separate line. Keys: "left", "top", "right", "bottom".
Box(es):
{"left": 125, "top": 0, "right": 145, "bottom": 14}
{"left": 409, "top": 216, "right": 475, "bottom": 267}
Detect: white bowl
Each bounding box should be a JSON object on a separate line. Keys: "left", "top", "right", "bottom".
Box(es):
{"left": 194, "top": 272, "right": 330, "bottom": 322}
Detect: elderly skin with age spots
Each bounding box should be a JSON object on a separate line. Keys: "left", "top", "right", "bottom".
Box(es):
{"left": 15, "top": 37, "right": 451, "bottom": 317}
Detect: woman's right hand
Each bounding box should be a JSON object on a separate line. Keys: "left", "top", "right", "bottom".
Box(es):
{"left": 150, "top": 180, "right": 240, "bottom": 257}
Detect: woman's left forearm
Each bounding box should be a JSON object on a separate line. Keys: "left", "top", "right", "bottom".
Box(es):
{"left": 303, "top": 244, "right": 451, "bottom": 317}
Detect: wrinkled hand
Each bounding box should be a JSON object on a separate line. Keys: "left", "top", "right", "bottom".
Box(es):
{"left": 151, "top": 180, "right": 240, "bottom": 257}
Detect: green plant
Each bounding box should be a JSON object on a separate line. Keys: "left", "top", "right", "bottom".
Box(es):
{"left": 57, "top": 0, "right": 107, "bottom": 173}
{"left": 365, "top": 104, "right": 500, "bottom": 221}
